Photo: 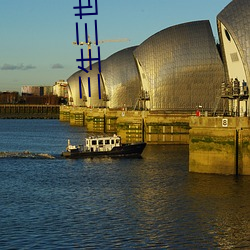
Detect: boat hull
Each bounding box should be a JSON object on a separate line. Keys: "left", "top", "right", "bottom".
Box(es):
{"left": 62, "top": 142, "right": 146, "bottom": 159}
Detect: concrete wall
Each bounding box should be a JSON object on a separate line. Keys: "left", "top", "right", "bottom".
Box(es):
{"left": 189, "top": 117, "right": 250, "bottom": 175}
{"left": 59, "top": 106, "right": 190, "bottom": 144}
{"left": 240, "top": 128, "right": 250, "bottom": 175}
{"left": 116, "top": 111, "right": 144, "bottom": 143}
{"left": 145, "top": 114, "right": 189, "bottom": 144}
{"left": 84, "top": 109, "right": 105, "bottom": 133}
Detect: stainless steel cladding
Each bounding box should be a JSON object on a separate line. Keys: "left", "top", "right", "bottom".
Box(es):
{"left": 133, "top": 20, "right": 225, "bottom": 111}
{"left": 68, "top": 47, "right": 141, "bottom": 109}
{"left": 80, "top": 62, "right": 106, "bottom": 108}
{"left": 217, "top": 0, "right": 250, "bottom": 84}
{"left": 101, "top": 46, "right": 141, "bottom": 109}
{"left": 67, "top": 69, "right": 85, "bottom": 106}
{"left": 67, "top": 63, "right": 106, "bottom": 107}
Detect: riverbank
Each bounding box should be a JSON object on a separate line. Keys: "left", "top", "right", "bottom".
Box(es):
{"left": 0, "top": 105, "right": 59, "bottom": 119}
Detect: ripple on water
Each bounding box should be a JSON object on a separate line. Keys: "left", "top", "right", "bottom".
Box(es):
{"left": 0, "top": 151, "right": 55, "bottom": 159}
{"left": 0, "top": 120, "right": 250, "bottom": 249}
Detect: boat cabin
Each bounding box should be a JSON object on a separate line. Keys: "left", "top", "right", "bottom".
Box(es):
{"left": 85, "top": 135, "right": 121, "bottom": 152}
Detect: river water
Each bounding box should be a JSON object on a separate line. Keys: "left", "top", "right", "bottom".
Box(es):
{"left": 0, "top": 119, "right": 250, "bottom": 249}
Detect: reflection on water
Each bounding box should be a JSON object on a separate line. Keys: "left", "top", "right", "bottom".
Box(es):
{"left": 186, "top": 174, "right": 250, "bottom": 249}
{"left": 0, "top": 120, "right": 250, "bottom": 249}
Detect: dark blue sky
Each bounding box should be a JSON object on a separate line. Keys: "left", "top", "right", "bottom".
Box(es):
{"left": 0, "top": 0, "right": 231, "bottom": 91}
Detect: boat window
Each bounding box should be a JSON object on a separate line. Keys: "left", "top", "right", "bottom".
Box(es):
{"left": 92, "top": 140, "right": 97, "bottom": 145}
{"left": 105, "top": 140, "right": 110, "bottom": 144}
{"left": 111, "top": 139, "right": 114, "bottom": 144}
{"left": 116, "top": 139, "right": 120, "bottom": 144}
{"left": 98, "top": 140, "right": 103, "bottom": 145}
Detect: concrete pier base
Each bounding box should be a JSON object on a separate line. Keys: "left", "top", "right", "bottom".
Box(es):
{"left": 116, "top": 111, "right": 144, "bottom": 143}
{"left": 59, "top": 106, "right": 190, "bottom": 144}
{"left": 189, "top": 117, "right": 250, "bottom": 175}
{"left": 145, "top": 114, "right": 189, "bottom": 144}
{"left": 59, "top": 106, "right": 71, "bottom": 122}
{"left": 85, "top": 109, "right": 105, "bottom": 133}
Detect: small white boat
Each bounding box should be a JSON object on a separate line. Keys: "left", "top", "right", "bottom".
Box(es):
{"left": 62, "top": 134, "right": 146, "bottom": 158}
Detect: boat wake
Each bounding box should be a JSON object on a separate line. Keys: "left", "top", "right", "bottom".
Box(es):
{"left": 0, "top": 151, "right": 55, "bottom": 159}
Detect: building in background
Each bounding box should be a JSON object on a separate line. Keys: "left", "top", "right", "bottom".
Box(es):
{"left": 21, "top": 86, "right": 40, "bottom": 96}
{"left": 21, "top": 85, "right": 57, "bottom": 105}
{"left": 0, "top": 80, "right": 68, "bottom": 105}
{"left": 52, "top": 80, "right": 68, "bottom": 105}
{"left": 21, "top": 86, "right": 53, "bottom": 97}
{"left": 0, "top": 92, "right": 19, "bottom": 104}
{"left": 53, "top": 80, "right": 68, "bottom": 98}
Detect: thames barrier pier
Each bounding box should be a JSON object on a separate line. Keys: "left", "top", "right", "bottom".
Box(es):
{"left": 60, "top": 0, "right": 250, "bottom": 175}
{"left": 189, "top": 117, "right": 250, "bottom": 175}
{"left": 60, "top": 106, "right": 190, "bottom": 144}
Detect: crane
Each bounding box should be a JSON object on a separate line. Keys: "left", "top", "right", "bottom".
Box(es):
{"left": 73, "top": 35, "right": 129, "bottom": 50}
{"left": 73, "top": 36, "right": 129, "bottom": 67}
